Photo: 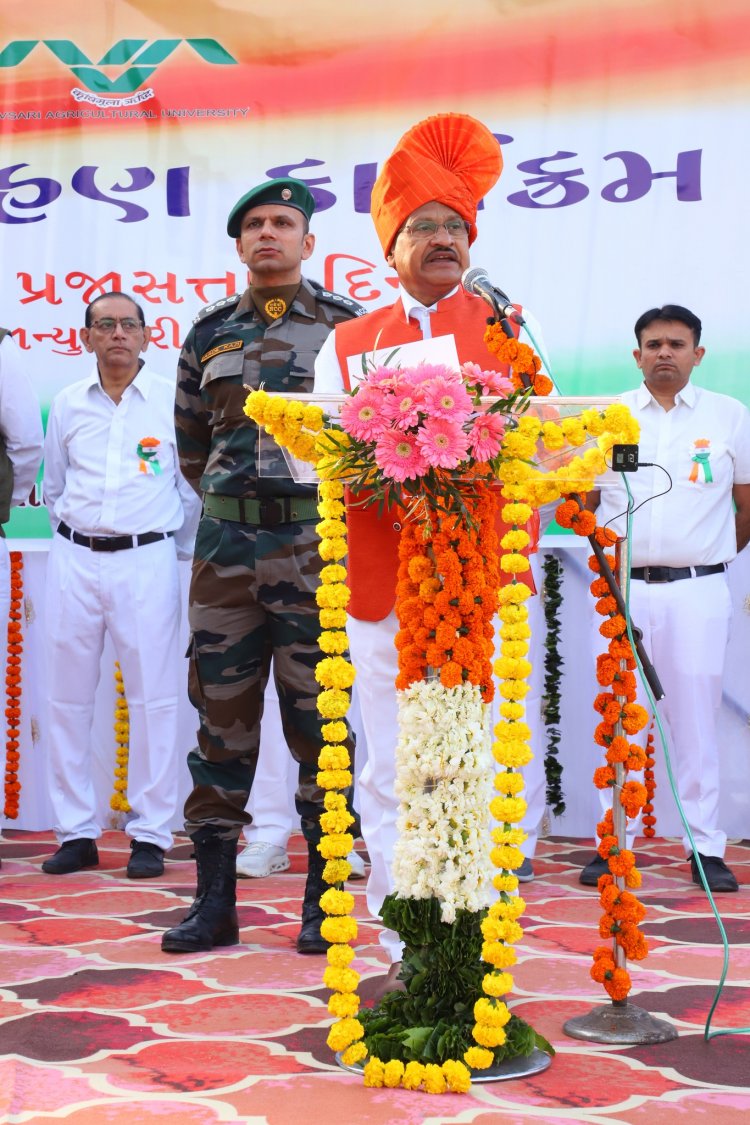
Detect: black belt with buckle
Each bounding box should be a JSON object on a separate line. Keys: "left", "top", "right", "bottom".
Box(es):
{"left": 57, "top": 521, "right": 174, "bottom": 552}
{"left": 631, "top": 563, "right": 726, "bottom": 583}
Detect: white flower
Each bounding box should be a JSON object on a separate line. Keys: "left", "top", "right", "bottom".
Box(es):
{"left": 391, "top": 682, "right": 495, "bottom": 920}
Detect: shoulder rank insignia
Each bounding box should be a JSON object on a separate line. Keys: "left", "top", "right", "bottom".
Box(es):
{"left": 200, "top": 339, "right": 243, "bottom": 364}
{"left": 192, "top": 293, "right": 241, "bottom": 326}
{"left": 309, "top": 282, "right": 365, "bottom": 317}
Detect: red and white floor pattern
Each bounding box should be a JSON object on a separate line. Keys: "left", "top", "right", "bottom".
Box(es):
{"left": 1, "top": 831, "right": 749, "bottom": 1124}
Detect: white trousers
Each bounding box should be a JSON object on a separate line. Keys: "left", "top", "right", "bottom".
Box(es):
{"left": 350, "top": 554, "right": 547, "bottom": 965}
{"left": 243, "top": 672, "right": 297, "bottom": 849}
{"left": 45, "top": 534, "right": 182, "bottom": 851}
{"left": 593, "top": 572, "right": 731, "bottom": 858}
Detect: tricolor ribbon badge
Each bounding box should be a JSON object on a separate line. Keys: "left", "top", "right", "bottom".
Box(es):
{"left": 689, "top": 438, "right": 712, "bottom": 483}
{"left": 137, "top": 436, "right": 162, "bottom": 475}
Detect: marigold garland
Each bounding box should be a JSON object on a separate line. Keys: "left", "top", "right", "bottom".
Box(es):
{"left": 110, "top": 662, "right": 131, "bottom": 814}
{"left": 561, "top": 499, "right": 650, "bottom": 1001}
{"left": 312, "top": 478, "right": 366, "bottom": 1067}
{"left": 484, "top": 324, "right": 553, "bottom": 397}
{"left": 3, "top": 552, "right": 24, "bottom": 819}
{"left": 643, "top": 722, "right": 657, "bottom": 837}
{"left": 243, "top": 375, "right": 638, "bottom": 1089}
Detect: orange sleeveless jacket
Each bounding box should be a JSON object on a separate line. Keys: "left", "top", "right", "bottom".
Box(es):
{"left": 331, "top": 290, "right": 534, "bottom": 620}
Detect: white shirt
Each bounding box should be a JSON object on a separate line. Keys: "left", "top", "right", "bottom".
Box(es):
{"left": 0, "top": 333, "right": 44, "bottom": 506}
{"left": 314, "top": 285, "right": 550, "bottom": 393}
{"left": 44, "top": 363, "right": 200, "bottom": 558}
{"left": 596, "top": 381, "right": 750, "bottom": 568}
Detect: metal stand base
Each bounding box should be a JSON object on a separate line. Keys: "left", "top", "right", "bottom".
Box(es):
{"left": 564, "top": 1002, "right": 677, "bottom": 1045}
{"left": 336, "top": 1047, "right": 553, "bottom": 1082}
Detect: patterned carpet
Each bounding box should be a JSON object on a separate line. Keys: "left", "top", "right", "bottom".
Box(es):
{"left": 1, "top": 831, "right": 749, "bottom": 1124}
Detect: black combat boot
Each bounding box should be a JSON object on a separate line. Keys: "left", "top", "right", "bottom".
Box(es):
{"left": 296, "top": 839, "right": 329, "bottom": 955}
{"left": 161, "top": 827, "right": 240, "bottom": 953}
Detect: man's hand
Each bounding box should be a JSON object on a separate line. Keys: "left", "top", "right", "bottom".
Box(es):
{"left": 733, "top": 482, "right": 750, "bottom": 554}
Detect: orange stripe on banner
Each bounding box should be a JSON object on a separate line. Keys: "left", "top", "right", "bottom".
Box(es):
{"left": 3, "top": 9, "right": 750, "bottom": 135}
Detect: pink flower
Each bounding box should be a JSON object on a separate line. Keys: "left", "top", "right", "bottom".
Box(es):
{"left": 383, "top": 378, "right": 426, "bottom": 430}
{"left": 374, "top": 428, "right": 428, "bottom": 481}
{"left": 340, "top": 386, "right": 387, "bottom": 441}
{"left": 416, "top": 417, "right": 470, "bottom": 469}
{"left": 461, "top": 361, "right": 514, "bottom": 398}
{"left": 481, "top": 369, "right": 515, "bottom": 397}
{"left": 365, "top": 364, "right": 400, "bottom": 387}
{"left": 468, "top": 412, "right": 506, "bottom": 461}
{"left": 407, "top": 362, "right": 456, "bottom": 386}
{"left": 423, "top": 374, "right": 473, "bottom": 421}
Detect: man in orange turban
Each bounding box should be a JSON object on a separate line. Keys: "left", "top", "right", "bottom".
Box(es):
{"left": 315, "top": 113, "right": 551, "bottom": 997}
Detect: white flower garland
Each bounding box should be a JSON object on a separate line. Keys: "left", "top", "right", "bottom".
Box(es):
{"left": 392, "top": 681, "right": 494, "bottom": 924}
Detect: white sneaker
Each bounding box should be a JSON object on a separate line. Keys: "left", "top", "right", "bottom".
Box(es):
{"left": 347, "top": 849, "right": 366, "bottom": 880}
{"left": 236, "top": 841, "right": 290, "bottom": 878}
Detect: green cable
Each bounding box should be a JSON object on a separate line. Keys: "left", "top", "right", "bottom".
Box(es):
{"left": 521, "top": 321, "right": 555, "bottom": 390}
{"left": 618, "top": 472, "right": 746, "bottom": 1040}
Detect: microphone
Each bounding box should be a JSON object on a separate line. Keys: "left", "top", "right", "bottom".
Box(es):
{"left": 461, "top": 267, "right": 524, "bottom": 324}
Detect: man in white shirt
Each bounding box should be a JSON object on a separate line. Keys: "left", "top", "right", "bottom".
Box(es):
{"left": 581, "top": 304, "right": 750, "bottom": 893}
{"left": 42, "top": 292, "right": 200, "bottom": 878}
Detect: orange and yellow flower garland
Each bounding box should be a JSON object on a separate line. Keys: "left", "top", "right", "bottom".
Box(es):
{"left": 484, "top": 324, "right": 554, "bottom": 397}
{"left": 468, "top": 423, "right": 543, "bottom": 1069}
{"left": 241, "top": 395, "right": 367, "bottom": 1067}
{"left": 244, "top": 384, "right": 642, "bottom": 1082}
{"left": 312, "top": 477, "right": 367, "bottom": 1069}
{"left": 642, "top": 724, "right": 657, "bottom": 838}
{"left": 556, "top": 504, "right": 650, "bottom": 1000}
{"left": 394, "top": 478, "right": 498, "bottom": 699}
{"left": 110, "top": 662, "right": 131, "bottom": 814}
{"left": 3, "top": 552, "right": 24, "bottom": 819}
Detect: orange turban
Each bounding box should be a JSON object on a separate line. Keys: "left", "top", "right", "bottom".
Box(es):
{"left": 370, "top": 113, "right": 503, "bottom": 257}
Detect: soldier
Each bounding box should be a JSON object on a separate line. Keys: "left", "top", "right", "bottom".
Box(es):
{"left": 162, "top": 177, "right": 361, "bottom": 955}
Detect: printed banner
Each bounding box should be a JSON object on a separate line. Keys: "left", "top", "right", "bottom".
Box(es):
{"left": 2, "top": 0, "right": 749, "bottom": 537}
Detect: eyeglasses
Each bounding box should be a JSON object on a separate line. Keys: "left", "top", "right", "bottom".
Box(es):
{"left": 89, "top": 317, "right": 143, "bottom": 333}
{"left": 400, "top": 219, "right": 471, "bottom": 240}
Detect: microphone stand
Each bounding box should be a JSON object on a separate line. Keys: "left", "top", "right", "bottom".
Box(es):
{"left": 475, "top": 289, "right": 532, "bottom": 389}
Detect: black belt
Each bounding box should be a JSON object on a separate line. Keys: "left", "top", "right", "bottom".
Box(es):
{"left": 631, "top": 563, "right": 726, "bottom": 583}
{"left": 57, "top": 521, "right": 174, "bottom": 552}
{"left": 202, "top": 493, "right": 319, "bottom": 525}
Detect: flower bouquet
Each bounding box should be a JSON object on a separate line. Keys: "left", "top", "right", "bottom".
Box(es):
{"left": 316, "top": 359, "right": 526, "bottom": 520}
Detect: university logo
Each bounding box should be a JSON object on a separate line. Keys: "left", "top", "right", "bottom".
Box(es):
{"left": 0, "top": 39, "right": 236, "bottom": 105}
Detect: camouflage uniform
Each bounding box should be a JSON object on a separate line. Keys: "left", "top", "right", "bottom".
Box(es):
{"left": 175, "top": 279, "right": 361, "bottom": 843}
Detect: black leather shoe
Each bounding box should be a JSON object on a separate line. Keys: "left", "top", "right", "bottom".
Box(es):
{"left": 690, "top": 852, "right": 739, "bottom": 893}
{"left": 161, "top": 829, "right": 239, "bottom": 953}
{"left": 42, "top": 838, "right": 99, "bottom": 874}
{"left": 579, "top": 854, "right": 609, "bottom": 886}
{"left": 127, "top": 840, "right": 165, "bottom": 878}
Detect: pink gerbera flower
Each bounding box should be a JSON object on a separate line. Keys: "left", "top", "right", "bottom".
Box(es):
{"left": 423, "top": 374, "right": 473, "bottom": 421}
{"left": 374, "top": 427, "right": 428, "bottom": 481}
{"left": 364, "top": 364, "right": 400, "bottom": 388}
{"left": 383, "top": 378, "right": 426, "bottom": 430}
{"left": 468, "top": 411, "right": 506, "bottom": 461}
{"left": 461, "top": 361, "right": 514, "bottom": 398}
{"left": 416, "top": 417, "right": 470, "bottom": 469}
{"left": 340, "top": 386, "right": 387, "bottom": 441}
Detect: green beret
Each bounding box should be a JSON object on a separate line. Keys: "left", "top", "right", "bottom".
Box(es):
{"left": 227, "top": 177, "right": 316, "bottom": 236}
